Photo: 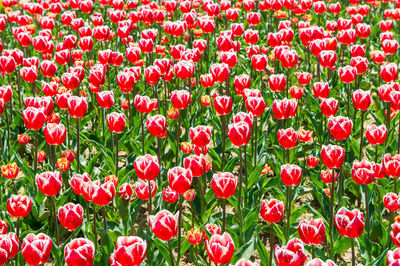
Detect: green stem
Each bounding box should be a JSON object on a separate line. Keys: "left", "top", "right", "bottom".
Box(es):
{"left": 51, "top": 197, "right": 59, "bottom": 245}
{"left": 168, "top": 241, "right": 175, "bottom": 266}
{"left": 285, "top": 185, "right": 292, "bottom": 242}
{"left": 330, "top": 169, "right": 335, "bottom": 259}
{"left": 92, "top": 202, "right": 98, "bottom": 249}
{"left": 177, "top": 195, "right": 183, "bottom": 265}
{"left": 269, "top": 223, "right": 274, "bottom": 266}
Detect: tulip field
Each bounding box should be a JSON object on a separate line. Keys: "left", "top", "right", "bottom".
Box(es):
{"left": 3, "top": 0, "right": 400, "bottom": 265}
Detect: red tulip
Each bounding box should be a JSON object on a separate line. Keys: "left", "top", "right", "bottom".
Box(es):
{"left": 146, "top": 114, "right": 167, "bottom": 138}
{"left": 350, "top": 56, "right": 368, "bottom": 75}
{"left": 380, "top": 63, "right": 398, "bottom": 83}
{"left": 168, "top": 167, "right": 192, "bottom": 194}
{"left": 68, "top": 96, "right": 88, "bottom": 118}
{"left": 320, "top": 98, "right": 338, "bottom": 117}
{"left": 274, "top": 238, "right": 307, "bottom": 266}
{"left": 134, "top": 154, "right": 160, "bottom": 181}
{"left": 171, "top": 90, "right": 192, "bottom": 110}
{"left": 22, "top": 107, "right": 46, "bottom": 131}
{"left": 21, "top": 233, "right": 52, "bottom": 266}
{"left": 334, "top": 207, "right": 364, "bottom": 238}
{"left": 0, "top": 234, "right": 11, "bottom": 265}
{"left": 391, "top": 222, "right": 400, "bottom": 247}
{"left": 162, "top": 186, "right": 179, "bottom": 203}
{"left": 91, "top": 180, "right": 116, "bottom": 206}
{"left": 187, "top": 228, "right": 203, "bottom": 245}
{"left": 211, "top": 172, "right": 238, "bottom": 198}
{"left": 277, "top": 128, "right": 298, "bottom": 149}
{"left": 107, "top": 112, "right": 126, "bottom": 133}
{"left": 384, "top": 193, "right": 400, "bottom": 211}
{"left": 328, "top": 116, "right": 353, "bottom": 140}
{"left": 383, "top": 154, "right": 400, "bottom": 177}
{"left": 189, "top": 125, "right": 212, "bottom": 147}
{"left": 0, "top": 220, "right": 7, "bottom": 234}
{"left": 298, "top": 218, "right": 326, "bottom": 245}
{"left": 321, "top": 145, "right": 345, "bottom": 169}
{"left": 307, "top": 156, "right": 319, "bottom": 168}
{"left": 1, "top": 163, "right": 19, "bottom": 179}
{"left": 134, "top": 95, "right": 156, "bottom": 114}
{"left": 205, "top": 232, "right": 235, "bottom": 265}
{"left": 280, "top": 49, "right": 298, "bottom": 68}
{"left": 210, "top": 63, "right": 230, "bottom": 82}
{"left": 149, "top": 210, "right": 178, "bottom": 241}
{"left": 184, "top": 154, "right": 206, "bottom": 177}
{"left": 351, "top": 160, "right": 375, "bottom": 185}
{"left": 232, "top": 112, "right": 254, "bottom": 127}
{"left": 387, "top": 247, "right": 400, "bottom": 265}
{"left": 352, "top": 89, "right": 372, "bottom": 110}
{"left": 269, "top": 74, "right": 286, "bottom": 92}
{"left": 245, "top": 96, "right": 265, "bottom": 117}
{"left": 36, "top": 171, "right": 63, "bottom": 196}
{"left": 321, "top": 169, "right": 338, "bottom": 184}
{"left": 272, "top": 99, "right": 298, "bottom": 120}
{"left": 110, "top": 236, "right": 147, "bottom": 266}
{"left": 118, "top": 183, "right": 133, "bottom": 201}
{"left": 174, "top": 60, "right": 195, "bottom": 80}
{"left": 260, "top": 198, "right": 285, "bottom": 223}
{"left": 318, "top": 50, "right": 337, "bottom": 69}
{"left": 251, "top": 54, "right": 268, "bottom": 71}
{"left": 281, "top": 164, "right": 302, "bottom": 186}
{"left": 65, "top": 238, "right": 95, "bottom": 266}
{"left": 227, "top": 121, "right": 251, "bottom": 146}
{"left": 338, "top": 66, "right": 357, "bottom": 83}
{"left": 214, "top": 95, "right": 233, "bottom": 115}
{"left": 57, "top": 203, "right": 84, "bottom": 231}
{"left": 297, "top": 72, "right": 311, "bottom": 85}
{"left": 135, "top": 180, "right": 157, "bottom": 200}
{"left": 298, "top": 129, "right": 313, "bottom": 143}
{"left": 312, "top": 82, "right": 330, "bottom": 99}
{"left": 44, "top": 123, "right": 67, "bottom": 145}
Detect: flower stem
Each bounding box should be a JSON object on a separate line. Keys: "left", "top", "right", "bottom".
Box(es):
{"left": 177, "top": 194, "right": 183, "bottom": 265}
{"left": 140, "top": 113, "right": 145, "bottom": 154}
{"left": 168, "top": 240, "right": 175, "bottom": 266}
{"left": 269, "top": 223, "right": 274, "bottom": 266}
{"left": 222, "top": 198, "right": 226, "bottom": 233}
{"left": 115, "top": 133, "right": 119, "bottom": 178}
{"left": 285, "top": 185, "right": 292, "bottom": 242}
{"left": 92, "top": 202, "right": 98, "bottom": 249}
{"left": 102, "top": 206, "right": 107, "bottom": 230}
{"left": 221, "top": 114, "right": 226, "bottom": 171}
{"left": 34, "top": 130, "right": 38, "bottom": 175}
{"left": 76, "top": 118, "right": 80, "bottom": 172}
{"left": 51, "top": 196, "right": 59, "bottom": 245}
{"left": 329, "top": 169, "right": 335, "bottom": 259}
{"left": 351, "top": 238, "right": 355, "bottom": 266}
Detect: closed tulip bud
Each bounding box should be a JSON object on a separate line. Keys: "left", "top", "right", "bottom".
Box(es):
{"left": 297, "top": 72, "right": 311, "bottom": 85}
{"left": 0, "top": 220, "right": 7, "bottom": 234}
{"left": 280, "top": 49, "right": 298, "bottom": 68}
{"left": 68, "top": 96, "right": 88, "bottom": 118}
{"left": 392, "top": 223, "right": 400, "bottom": 249}
{"left": 351, "top": 160, "right": 375, "bottom": 185}
{"left": 298, "top": 218, "right": 326, "bottom": 245}
{"left": 162, "top": 186, "right": 179, "bottom": 203}
{"left": 211, "top": 63, "right": 230, "bottom": 82}
{"left": 149, "top": 210, "right": 178, "bottom": 241}
{"left": 36, "top": 171, "right": 62, "bottom": 196}
{"left": 37, "top": 151, "right": 46, "bottom": 163}
{"left": 383, "top": 154, "right": 400, "bottom": 177}
{"left": 134, "top": 95, "right": 156, "bottom": 114}
{"left": 21, "top": 233, "right": 52, "bottom": 266}
{"left": 171, "top": 90, "right": 192, "bottom": 110}
{"left": 118, "top": 183, "right": 133, "bottom": 201}
{"left": 274, "top": 238, "right": 307, "bottom": 266}
{"left": 320, "top": 98, "right": 338, "bottom": 117}
{"left": 181, "top": 142, "right": 193, "bottom": 154}
{"left": 187, "top": 228, "right": 203, "bottom": 245}
{"left": 272, "top": 98, "right": 298, "bottom": 120}
{"left": 174, "top": 60, "right": 195, "bottom": 80}
{"left": 211, "top": 172, "right": 238, "bottom": 198}
{"left": 352, "top": 89, "right": 371, "bottom": 111}
{"left": 134, "top": 154, "right": 159, "bottom": 181}
{"left": 321, "top": 145, "right": 345, "bottom": 169}
{"left": 184, "top": 154, "right": 206, "bottom": 177}
{"left": 201, "top": 95, "right": 212, "bottom": 106}
{"left": 260, "top": 198, "right": 285, "bottom": 223}
{"left": 17, "top": 133, "right": 30, "bottom": 145}
{"left": 328, "top": 116, "right": 353, "bottom": 140}
{"left": 298, "top": 129, "right": 313, "bottom": 142}
{"left": 57, "top": 203, "right": 84, "bottom": 231}
{"left": 245, "top": 96, "right": 265, "bottom": 117}
{"left": 1, "top": 163, "right": 18, "bottom": 179}
{"left": 214, "top": 96, "right": 233, "bottom": 115}
{"left": 146, "top": 115, "right": 167, "bottom": 138}
{"left": 318, "top": 50, "right": 337, "bottom": 69}
{"left": 43, "top": 123, "right": 66, "bottom": 146}
{"left": 62, "top": 149, "right": 76, "bottom": 163}
{"left": 281, "top": 164, "right": 302, "bottom": 186}
{"left": 312, "top": 82, "right": 330, "bottom": 99}
{"left": 205, "top": 232, "right": 235, "bottom": 265}
{"left": 350, "top": 56, "right": 368, "bottom": 75}
{"left": 107, "top": 112, "right": 126, "bottom": 133}
{"left": 135, "top": 180, "right": 157, "bottom": 200}
{"left": 338, "top": 65, "right": 357, "bottom": 83}
{"left": 277, "top": 128, "right": 298, "bottom": 149}
{"left": 168, "top": 167, "right": 192, "bottom": 194}
{"left": 234, "top": 258, "right": 260, "bottom": 266}
{"left": 91, "top": 180, "right": 116, "bottom": 206}
{"left": 189, "top": 125, "right": 212, "bottom": 147}
{"left": 307, "top": 156, "right": 319, "bottom": 168}
{"left": 227, "top": 121, "right": 251, "bottom": 146}
{"left": 381, "top": 63, "right": 398, "bottom": 83}
{"left": 232, "top": 112, "right": 254, "bottom": 127}
{"left": 110, "top": 236, "right": 147, "bottom": 266}
{"left": 366, "top": 124, "right": 387, "bottom": 145}
{"left": 64, "top": 238, "right": 95, "bottom": 266}
{"left": 22, "top": 107, "right": 46, "bottom": 131}
{"left": 334, "top": 207, "right": 364, "bottom": 238}
{"left": 321, "top": 169, "right": 338, "bottom": 184}
{"left": 384, "top": 193, "right": 400, "bottom": 211}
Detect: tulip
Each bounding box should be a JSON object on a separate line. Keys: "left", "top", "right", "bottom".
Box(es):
{"left": 211, "top": 172, "right": 238, "bottom": 231}
{"left": 110, "top": 236, "right": 147, "bottom": 266}
{"left": 107, "top": 112, "right": 126, "bottom": 177}
{"left": 387, "top": 247, "right": 400, "bottom": 265}
{"left": 214, "top": 95, "right": 233, "bottom": 169}
{"left": 149, "top": 210, "right": 178, "bottom": 264}
{"left": 64, "top": 238, "right": 95, "bottom": 266}
{"left": 0, "top": 234, "right": 11, "bottom": 265}
{"left": 391, "top": 222, "right": 400, "bottom": 247}
{"left": 298, "top": 218, "right": 325, "bottom": 257}
{"left": 307, "top": 259, "right": 337, "bottom": 266}
{"left": 58, "top": 203, "right": 84, "bottom": 232}
{"left": 274, "top": 238, "right": 307, "bottom": 266}
{"left": 135, "top": 180, "right": 157, "bottom": 200}
{"left": 335, "top": 207, "right": 364, "bottom": 264}
{"left": 384, "top": 193, "right": 400, "bottom": 212}
{"left": 205, "top": 232, "right": 235, "bottom": 264}
{"left": 187, "top": 228, "right": 203, "bottom": 245}
{"left": 260, "top": 198, "right": 286, "bottom": 265}
{"left": 21, "top": 233, "right": 52, "bottom": 266}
